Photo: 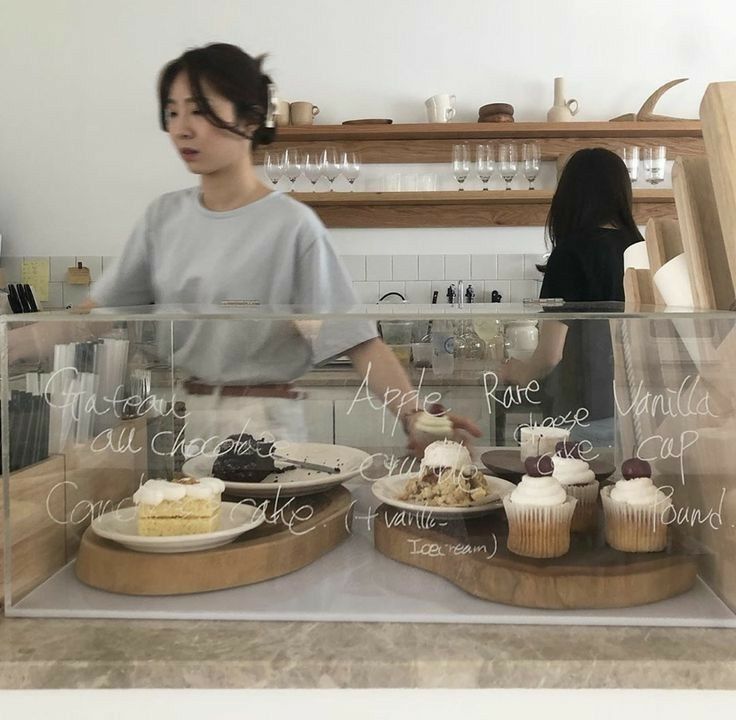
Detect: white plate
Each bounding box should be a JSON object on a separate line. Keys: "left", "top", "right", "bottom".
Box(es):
{"left": 371, "top": 471, "right": 516, "bottom": 519}
{"left": 91, "top": 502, "right": 264, "bottom": 553}
{"left": 182, "top": 442, "right": 372, "bottom": 498}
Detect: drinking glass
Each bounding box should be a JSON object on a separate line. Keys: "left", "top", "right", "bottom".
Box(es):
{"left": 452, "top": 144, "right": 470, "bottom": 191}
{"left": 304, "top": 151, "right": 323, "bottom": 190}
{"left": 342, "top": 151, "right": 361, "bottom": 190}
{"left": 499, "top": 143, "right": 518, "bottom": 190}
{"left": 320, "top": 147, "right": 341, "bottom": 191}
{"left": 644, "top": 146, "right": 666, "bottom": 185}
{"left": 264, "top": 151, "right": 284, "bottom": 188}
{"left": 284, "top": 148, "right": 302, "bottom": 190}
{"left": 476, "top": 144, "right": 495, "bottom": 191}
{"left": 522, "top": 142, "right": 541, "bottom": 190}
{"left": 621, "top": 146, "right": 640, "bottom": 183}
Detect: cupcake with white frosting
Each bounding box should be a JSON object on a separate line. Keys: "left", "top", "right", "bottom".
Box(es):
{"left": 502, "top": 455, "right": 577, "bottom": 558}
{"left": 552, "top": 441, "right": 599, "bottom": 533}
{"left": 601, "top": 458, "right": 672, "bottom": 552}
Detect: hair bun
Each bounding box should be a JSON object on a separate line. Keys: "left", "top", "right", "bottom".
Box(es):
{"left": 253, "top": 125, "right": 276, "bottom": 147}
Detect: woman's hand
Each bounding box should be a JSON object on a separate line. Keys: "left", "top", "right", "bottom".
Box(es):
{"left": 404, "top": 404, "right": 482, "bottom": 457}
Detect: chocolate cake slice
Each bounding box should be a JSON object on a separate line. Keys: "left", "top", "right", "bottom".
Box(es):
{"left": 211, "top": 433, "right": 291, "bottom": 483}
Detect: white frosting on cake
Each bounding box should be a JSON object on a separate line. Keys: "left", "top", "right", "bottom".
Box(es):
{"left": 609, "top": 476, "right": 670, "bottom": 508}
{"left": 552, "top": 456, "right": 596, "bottom": 487}
{"left": 133, "top": 477, "right": 225, "bottom": 506}
{"left": 422, "top": 440, "right": 472, "bottom": 470}
{"left": 414, "top": 411, "right": 453, "bottom": 437}
{"left": 509, "top": 475, "right": 567, "bottom": 507}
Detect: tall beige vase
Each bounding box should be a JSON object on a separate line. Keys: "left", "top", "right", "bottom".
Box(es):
{"left": 547, "top": 77, "right": 579, "bottom": 122}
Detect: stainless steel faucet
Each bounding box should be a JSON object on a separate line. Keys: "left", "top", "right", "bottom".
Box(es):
{"left": 457, "top": 280, "right": 464, "bottom": 307}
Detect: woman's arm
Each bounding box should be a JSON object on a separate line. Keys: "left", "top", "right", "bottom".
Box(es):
{"left": 346, "top": 337, "right": 482, "bottom": 449}
{"left": 8, "top": 297, "right": 101, "bottom": 365}
{"left": 497, "top": 319, "right": 568, "bottom": 387}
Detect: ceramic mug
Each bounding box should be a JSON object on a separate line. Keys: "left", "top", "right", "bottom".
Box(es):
{"left": 274, "top": 100, "right": 290, "bottom": 127}
{"left": 290, "top": 101, "right": 320, "bottom": 126}
{"left": 425, "top": 94, "right": 456, "bottom": 123}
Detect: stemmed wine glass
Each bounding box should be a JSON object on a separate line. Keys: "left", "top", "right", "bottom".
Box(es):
{"left": 264, "top": 151, "right": 284, "bottom": 188}
{"left": 499, "top": 143, "right": 518, "bottom": 190}
{"left": 644, "top": 146, "right": 666, "bottom": 185}
{"left": 621, "top": 146, "right": 640, "bottom": 183}
{"left": 476, "top": 144, "right": 495, "bottom": 191}
{"left": 342, "top": 151, "right": 361, "bottom": 190}
{"left": 320, "top": 147, "right": 340, "bottom": 191}
{"left": 452, "top": 144, "right": 470, "bottom": 191}
{"left": 304, "top": 151, "right": 323, "bottom": 190}
{"left": 284, "top": 148, "right": 302, "bottom": 191}
{"left": 522, "top": 143, "right": 540, "bottom": 190}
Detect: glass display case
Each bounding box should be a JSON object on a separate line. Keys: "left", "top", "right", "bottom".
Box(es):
{"left": 2, "top": 302, "right": 735, "bottom": 626}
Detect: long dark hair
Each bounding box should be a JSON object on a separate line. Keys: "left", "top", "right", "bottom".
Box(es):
{"left": 158, "top": 43, "right": 276, "bottom": 149}
{"left": 545, "top": 148, "right": 644, "bottom": 255}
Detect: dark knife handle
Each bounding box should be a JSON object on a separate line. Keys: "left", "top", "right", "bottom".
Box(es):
{"left": 7, "top": 285, "right": 23, "bottom": 313}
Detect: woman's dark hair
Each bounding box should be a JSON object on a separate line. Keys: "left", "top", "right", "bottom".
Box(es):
{"left": 543, "top": 147, "right": 644, "bottom": 264}
{"left": 158, "top": 42, "right": 275, "bottom": 149}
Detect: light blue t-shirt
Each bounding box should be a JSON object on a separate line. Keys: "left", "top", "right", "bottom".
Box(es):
{"left": 93, "top": 188, "right": 377, "bottom": 383}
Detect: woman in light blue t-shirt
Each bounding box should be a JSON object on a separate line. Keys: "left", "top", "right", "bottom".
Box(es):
{"left": 79, "top": 42, "right": 481, "bottom": 449}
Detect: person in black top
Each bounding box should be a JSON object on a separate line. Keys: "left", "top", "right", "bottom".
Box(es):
{"left": 499, "top": 148, "right": 644, "bottom": 445}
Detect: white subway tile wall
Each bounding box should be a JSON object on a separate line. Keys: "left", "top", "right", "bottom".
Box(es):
{"left": 341, "top": 255, "right": 366, "bottom": 282}
{"left": 46, "top": 282, "right": 64, "bottom": 309}
{"left": 471, "top": 255, "right": 497, "bottom": 279}
{"left": 497, "top": 254, "right": 525, "bottom": 280}
{"left": 0, "top": 256, "right": 23, "bottom": 283}
{"left": 509, "top": 280, "right": 540, "bottom": 303}
{"left": 0, "top": 254, "right": 541, "bottom": 308}
{"left": 444, "top": 254, "right": 471, "bottom": 281}
{"left": 403, "top": 280, "right": 433, "bottom": 304}
{"left": 352, "top": 281, "right": 380, "bottom": 304}
{"left": 391, "top": 255, "right": 418, "bottom": 281}
{"left": 523, "top": 254, "right": 545, "bottom": 280}
{"left": 49, "top": 256, "right": 77, "bottom": 282}
{"left": 378, "top": 281, "right": 407, "bottom": 300}
{"left": 418, "top": 255, "right": 444, "bottom": 280}
{"left": 484, "top": 280, "right": 511, "bottom": 302}
{"left": 102, "top": 256, "right": 119, "bottom": 273}
{"left": 62, "top": 283, "right": 89, "bottom": 307}
{"left": 366, "top": 255, "right": 391, "bottom": 281}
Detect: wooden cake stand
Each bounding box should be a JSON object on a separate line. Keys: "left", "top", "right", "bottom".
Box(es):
{"left": 75, "top": 486, "right": 354, "bottom": 595}
{"left": 374, "top": 506, "right": 698, "bottom": 609}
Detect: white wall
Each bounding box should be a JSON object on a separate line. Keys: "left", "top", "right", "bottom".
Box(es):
{"left": 1, "top": 0, "right": 735, "bottom": 257}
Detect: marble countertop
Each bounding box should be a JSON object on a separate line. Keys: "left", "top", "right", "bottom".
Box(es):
{"left": 2, "top": 617, "right": 736, "bottom": 689}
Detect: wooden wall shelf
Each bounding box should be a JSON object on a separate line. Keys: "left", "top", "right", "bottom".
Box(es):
{"left": 255, "top": 122, "right": 704, "bottom": 164}
{"left": 293, "top": 189, "right": 676, "bottom": 228}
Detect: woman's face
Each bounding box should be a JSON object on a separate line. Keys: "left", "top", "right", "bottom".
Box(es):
{"left": 164, "top": 72, "right": 252, "bottom": 175}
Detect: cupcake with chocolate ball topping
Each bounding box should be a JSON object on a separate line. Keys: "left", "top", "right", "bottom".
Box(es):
{"left": 552, "top": 441, "right": 599, "bottom": 533}
{"left": 502, "top": 454, "right": 577, "bottom": 558}
{"left": 601, "top": 458, "right": 672, "bottom": 552}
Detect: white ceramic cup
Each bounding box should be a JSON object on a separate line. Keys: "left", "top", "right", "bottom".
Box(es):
{"left": 425, "top": 94, "right": 456, "bottom": 123}
{"left": 653, "top": 253, "right": 694, "bottom": 308}
{"left": 623, "top": 241, "right": 650, "bottom": 270}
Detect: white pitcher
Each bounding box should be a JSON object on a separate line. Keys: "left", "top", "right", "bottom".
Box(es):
{"left": 546, "top": 77, "right": 579, "bottom": 122}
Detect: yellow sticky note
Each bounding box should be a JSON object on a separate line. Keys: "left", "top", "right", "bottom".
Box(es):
{"left": 21, "top": 258, "right": 50, "bottom": 302}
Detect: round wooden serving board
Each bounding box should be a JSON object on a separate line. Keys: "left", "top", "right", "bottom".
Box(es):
{"left": 374, "top": 506, "right": 697, "bottom": 609}
{"left": 75, "top": 487, "right": 354, "bottom": 595}
{"left": 481, "top": 448, "right": 616, "bottom": 485}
